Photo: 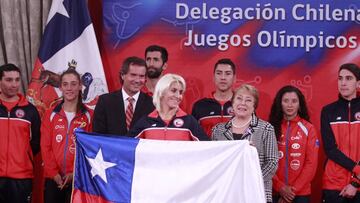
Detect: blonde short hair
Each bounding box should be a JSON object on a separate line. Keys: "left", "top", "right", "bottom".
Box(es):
{"left": 153, "top": 73, "right": 186, "bottom": 111}
{"left": 232, "top": 84, "right": 259, "bottom": 109}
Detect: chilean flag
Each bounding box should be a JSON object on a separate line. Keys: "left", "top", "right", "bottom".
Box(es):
{"left": 27, "top": 0, "right": 108, "bottom": 116}
{"left": 72, "top": 130, "right": 266, "bottom": 203}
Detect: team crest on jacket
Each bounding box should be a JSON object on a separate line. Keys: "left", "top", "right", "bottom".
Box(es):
{"left": 227, "top": 107, "right": 234, "bottom": 116}
{"left": 56, "top": 134, "right": 63, "bottom": 142}
{"left": 290, "top": 159, "right": 301, "bottom": 170}
{"left": 15, "top": 109, "right": 25, "bottom": 118}
{"left": 173, "top": 118, "right": 184, "bottom": 127}
{"left": 355, "top": 112, "right": 360, "bottom": 121}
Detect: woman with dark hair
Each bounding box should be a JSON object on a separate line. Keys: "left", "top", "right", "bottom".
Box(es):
{"left": 41, "top": 69, "right": 93, "bottom": 203}
{"left": 269, "top": 85, "right": 319, "bottom": 203}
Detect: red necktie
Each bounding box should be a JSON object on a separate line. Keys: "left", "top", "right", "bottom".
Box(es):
{"left": 126, "top": 97, "right": 135, "bottom": 130}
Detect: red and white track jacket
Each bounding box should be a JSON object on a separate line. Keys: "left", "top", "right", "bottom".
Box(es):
{"left": 41, "top": 102, "right": 92, "bottom": 178}
{"left": 0, "top": 94, "right": 41, "bottom": 178}
{"left": 273, "top": 116, "right": 319, "bottom": 195}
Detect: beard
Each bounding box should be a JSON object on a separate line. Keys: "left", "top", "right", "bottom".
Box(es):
{"left": 147, "top": 67, "right": 163, "bottom": 79}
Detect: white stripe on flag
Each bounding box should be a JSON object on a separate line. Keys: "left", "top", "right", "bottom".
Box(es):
{"left": 131, "top": 139, "right": 266, "bottom": 203}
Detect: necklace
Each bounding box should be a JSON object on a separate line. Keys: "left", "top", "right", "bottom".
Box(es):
{"left": 232, "top": 117, "right": 251, "bottom": 128}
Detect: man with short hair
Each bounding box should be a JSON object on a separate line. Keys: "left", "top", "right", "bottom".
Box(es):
{"left": 321, "top": 63, "right": 360, "bottom": 203}
{"left": 93, "top": 56, "right": 154, "bottom": 135}
{"left": 0, "top": 63, "right": 41, "bottom": 202}
{"left": 191, "top": 58, "right": 236, "bottom": 137}
{"left": 143, "top": 45, "right": 168, "bottom": 96}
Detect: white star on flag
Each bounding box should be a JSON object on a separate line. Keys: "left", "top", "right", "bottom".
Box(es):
{"left": 47, "top": 0, "right": 70, "bottom": 23}
{"left": 86, "top": 148, "right": 116, "bottom": 183}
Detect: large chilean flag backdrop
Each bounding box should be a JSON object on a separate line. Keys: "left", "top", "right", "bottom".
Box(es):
{"left": 27, "top": 0, "right": 108, "bottom": 116}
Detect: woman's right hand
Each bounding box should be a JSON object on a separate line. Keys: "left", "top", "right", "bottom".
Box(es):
{"left": 279, "top": 185, "right": 295, "bottom": 202}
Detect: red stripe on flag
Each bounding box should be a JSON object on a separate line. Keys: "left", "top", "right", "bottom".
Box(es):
{"left": 72, "top": 189, "right": 112, "bottom": 203}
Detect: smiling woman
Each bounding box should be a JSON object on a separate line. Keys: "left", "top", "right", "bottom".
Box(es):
{"left": 40, "top": 69, "right": 93, "bottom": 203}
{"left": 128, "top": 73, "right": 209, "bottom": 141}
{"left": 212, "top": 84, "right": 278, "bottom": 203}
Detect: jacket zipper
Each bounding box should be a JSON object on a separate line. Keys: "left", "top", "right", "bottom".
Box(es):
{"left": 6, "top": 111, "right": 10, "bottom": 175}
{"left": 285, "top": 120, "right": 291, "bottom": 185}
{"left": 62, "top": 113, "right": 80, "bottom": 176}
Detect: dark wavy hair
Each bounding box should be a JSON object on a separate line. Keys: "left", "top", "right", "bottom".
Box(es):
{"left": 268, "top": 85, "right": 310, "bottom": 140}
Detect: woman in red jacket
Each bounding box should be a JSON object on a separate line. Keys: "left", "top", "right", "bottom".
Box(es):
{"left": 269, "top": 85, "right": 319, "bottom": 203}
{"left": 41, "top": 69, "right": 92, "bottom": 203}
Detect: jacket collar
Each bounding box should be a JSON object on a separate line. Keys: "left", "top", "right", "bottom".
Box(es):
{"left": 148, "top": 108, "right": 187, "bottom": 118}
{"left": 0, "top": 93, "right": 29, "bottom": 107}
{"left": 53, "top": 100, "right": 88, "bottom": 115}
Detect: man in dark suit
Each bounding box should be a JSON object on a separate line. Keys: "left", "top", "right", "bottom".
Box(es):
{"left": 93, "top": 56, "right": 154, "bottom": 135}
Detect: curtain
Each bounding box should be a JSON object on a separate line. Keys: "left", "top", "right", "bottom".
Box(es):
{"left": 0, "top": 0, "right": 52, "bottom": 93}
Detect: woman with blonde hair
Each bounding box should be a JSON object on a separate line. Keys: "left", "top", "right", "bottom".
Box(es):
{"left": 129, "top": 73, "right": 208, "bottom": 141}
{"left": 212, "top": 84, "right": 278, "bottom": 203}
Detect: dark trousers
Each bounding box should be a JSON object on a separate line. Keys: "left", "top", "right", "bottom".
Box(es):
{"left": 44, "top": 178, "right": 72, "bottom": 203}
{"left": 273, "top": 195, "right": 310, "bottom": 203}
{"left": 0, "top": 177, "right": 32, "bottom": 203}
{"left": 323, "top": 189, "right": 360, "bottom": 203}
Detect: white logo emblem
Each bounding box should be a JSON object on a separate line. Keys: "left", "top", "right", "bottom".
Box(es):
{"left": 336, "top": 116, "right": 342, "bottom": 120}
{"left": 290, "top": 159, "right": 301, "bottom": 170}
{"left": 151, "top": 124, "right": 157, "bottom": 127}
{"left": 55, "top": 125, "right": 65, "bottom": 130}
{"left": 55, "top": 134, "right": 63, "bottom": 142}
{"left": 209, "top": 111, "right": 215, "bottom": 115}
{"left": 291, "top": 133, "right": 302, "bottom": 140}
{"left": 290, "top": 153, "right": 301, "bottom": 157}
{"left": 15, "top": 109, "right": 25, "bottom": 118}
{"left": 292, "top": 143, "right": 300, "bottom": 150}
{"left": 227, "top": 107, "right": 234, "bottom": 116}
{"left": 355, "top": 112, "right": 360, "bottom": 121}
{"left": 173, "top": 118, "right": 184, "bottom": 127}
{"left": 278, "top": 151, "right": 284, "bottom": 159}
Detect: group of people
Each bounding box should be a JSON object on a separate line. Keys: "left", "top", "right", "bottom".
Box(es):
{"left": 0, "top": 44, "right": 359, "bottom": 203}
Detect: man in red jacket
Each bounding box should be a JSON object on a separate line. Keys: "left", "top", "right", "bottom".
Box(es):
{"left": 0, "top": 63, "right": 41, "bottom": 203}
{"left": 321, "top": 63, "right": 360, "bottom": 203}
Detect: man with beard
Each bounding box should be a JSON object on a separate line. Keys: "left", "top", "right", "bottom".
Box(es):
{"left": 191, "top": 58, "right": 236, "bottom": 138}
{"left": 143, "top": 45, "right": 168, "bottom": 96}
{"left": 93, "top": 57, "right": 154, "bottom": 135}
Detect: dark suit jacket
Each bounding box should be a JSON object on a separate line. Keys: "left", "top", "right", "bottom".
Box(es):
{"left": 92, "top": 90, "right": 155, "bottom": 136}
